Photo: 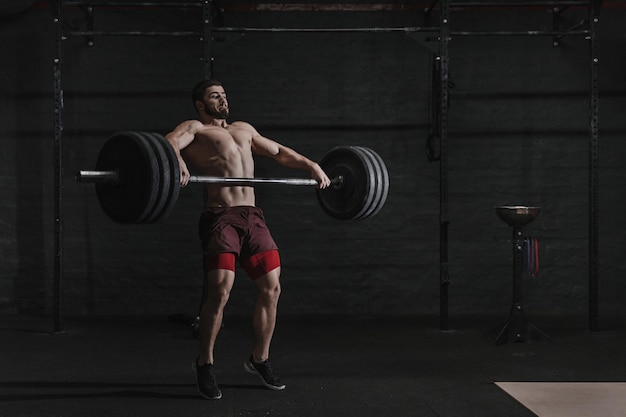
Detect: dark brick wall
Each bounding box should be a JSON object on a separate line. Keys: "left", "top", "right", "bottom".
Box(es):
{"left": 1, "top": 3, "right": 625, "bottom": 323}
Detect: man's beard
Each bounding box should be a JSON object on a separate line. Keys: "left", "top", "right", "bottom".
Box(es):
{"left": 204, "top": 100, "right": 229, "bottom": 119}
{"left": 207, "top": 108, "right": 229, "bottom": 119}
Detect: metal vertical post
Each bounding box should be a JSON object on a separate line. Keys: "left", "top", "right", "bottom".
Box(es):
{"left": 439, "top": 0, "right": 451, "bottom": 331}
{"left": 202, "top": 0, "right": 213, "bottom": 79}
{"left": 52, "top": 0, "right": 65, "bottom": 333}
{"left": 588, "top": 1, "right": 600, "bottom": 332}
{"left": 495, "top": 227, "right": 528, "bottom": 344}
{"left": 512, "top": 228, "right": 524, "bottom": 321}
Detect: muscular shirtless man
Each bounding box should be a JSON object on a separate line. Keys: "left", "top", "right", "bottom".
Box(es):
{"left": 166, "top": 80, "right": 331, "bottom": 400}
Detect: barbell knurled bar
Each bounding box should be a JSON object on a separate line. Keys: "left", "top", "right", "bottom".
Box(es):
{"left": 79, "top": 131, "right": 389, "bottom": 223}
{"left": 187, "top": 176, "right": 337, "bottom": 186}
{"left": 78, "top": 171, "right": 342, "bottom": 187}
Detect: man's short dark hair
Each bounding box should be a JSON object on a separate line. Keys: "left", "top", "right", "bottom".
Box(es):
{"left": 192, "top": 79, "right": 223, "bottom": 106}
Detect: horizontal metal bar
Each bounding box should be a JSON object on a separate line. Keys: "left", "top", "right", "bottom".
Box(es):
{"left": 62, "top": 1, "right": 201, "bottom": 7}
{"left": 64, "top": 27, "right": 439, "bottom": 38}
{"left": 450, "top": 1, "right": 591, "bottom": 7}
{"left": 213, "top": 26, "right": 439, "bottom": 33}
{"left": 65, "top": 30, "right": 199, "bottom": 37}
{"left": 451, "top": 29, "right": 590, "bottom": 36}
{"left": 76, "top": 170, "right": 119, "bottom": 183}
{"left": 76, "top": 170, "right": 342, "bottom": 187}
{"left": 65, "top": 27, "right": 590, "bottom": 37}
{"left": 65, "top": 27, "right": 590, "bottom": 38}
{"left": 189, "top": 176, "right": 321, "bottom": 186}
{"left": 56, "top": 1, "right": 596, "bottom": 11}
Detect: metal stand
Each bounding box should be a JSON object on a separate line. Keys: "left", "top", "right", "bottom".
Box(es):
{"left": 494, "top": 206, "right": 550, "bottom": 345}
{"left": 495, "top": 226, "right": 551, "bottom": 344}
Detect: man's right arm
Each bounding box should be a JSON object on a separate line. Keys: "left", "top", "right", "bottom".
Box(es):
{"left": 165, "top": 120, "right": 202, "bottom": 186}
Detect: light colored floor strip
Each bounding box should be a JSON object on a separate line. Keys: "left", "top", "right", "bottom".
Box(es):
{"left": 495, "top": 382, "right": 626, "bottom": 417}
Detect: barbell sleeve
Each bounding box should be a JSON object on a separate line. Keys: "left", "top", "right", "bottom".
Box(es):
{"left": 77, "top": 170, "right": 119, "bottom": 183}
{"left": 77, "top": 170, "right": 343, "bottom": 187}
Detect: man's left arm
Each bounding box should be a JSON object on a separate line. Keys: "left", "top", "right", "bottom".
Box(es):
{"left": 248, "top": 124, "right": 331, "bottom": 189}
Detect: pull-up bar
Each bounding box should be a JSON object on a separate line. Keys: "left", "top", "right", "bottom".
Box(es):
{"left": 65, "top": 27, "right": 440, "bottom": 37}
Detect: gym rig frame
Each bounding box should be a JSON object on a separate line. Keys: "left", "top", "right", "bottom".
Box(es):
{"left": 51, "top": 0, "right": 602, "bottom": 333}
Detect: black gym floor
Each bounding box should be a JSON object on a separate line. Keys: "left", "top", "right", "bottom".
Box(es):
{"left": 1, "top": 313, "right": 624, "bottom": 417}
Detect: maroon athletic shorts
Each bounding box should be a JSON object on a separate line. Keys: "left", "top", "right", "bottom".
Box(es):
{"left": 198, "top": 206, "right": 279, "bottom": 276}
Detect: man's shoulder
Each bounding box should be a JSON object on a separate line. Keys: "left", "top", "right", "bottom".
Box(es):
{"left": 177, "top": 119, "right": 204, "bottom": 132}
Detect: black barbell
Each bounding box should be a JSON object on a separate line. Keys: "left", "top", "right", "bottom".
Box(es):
{"left": 77, "top": 131, "right": 389, "bottom": 223}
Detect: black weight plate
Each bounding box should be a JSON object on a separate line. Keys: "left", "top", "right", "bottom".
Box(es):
{"left": 353, "top": 147, "right": 389, "bottom": 219}
{"left": 128, "top": 132, "right": 161, "bottom": 224}
{"left": 350, "top": 146, "right": 382, "bottom": 220}
{"left": 137, "top": 132, "right": 169, "bottom": 224}
{"left": 365, "top": 147, "right": 389, "bottom": 218}
{"left": 315, "top": 146, "right": 376, "bottom": 220}
{"left": 151, "top": 132, "right": 181, "bottom": 222}
{"left": 94, "top": 131, "right": 160, "bottom": 224}
{"left": 350, "top": 146, "right": 378, "bottom": 219}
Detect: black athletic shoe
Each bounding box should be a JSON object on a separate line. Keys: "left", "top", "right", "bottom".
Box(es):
{"left": 193, "top": 360, "right": 222, "bottom": 400}
{"left": 243, "top": 356, "right": 286, "bottom": 390}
